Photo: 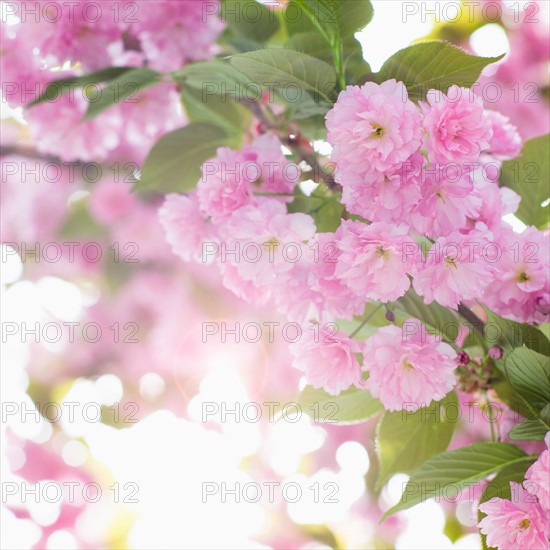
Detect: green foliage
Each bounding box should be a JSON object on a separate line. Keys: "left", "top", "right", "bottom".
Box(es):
{"left": 58, "top": 200, "right": 105, "bottom": 238}
{"left": 382, "top": 442, "right": 530, "bottom": 520}
{"left": 508, "top": 405, "right": 550, "bottom": 440}
{"left": 500, "top": 134, "right": 550, "bottom": 229}
{"left": 287, "top": 186, "right": 343, "bottom": 232}
{"left": 180, "top": 86, "right": 250, "bottom": 145}
{"left": 505, "top": 347, "right": 550, "bottom": 413}
{"left": 375, "top": 392, "right": 458, "bottom": 489}
{"left": 395, "top": 288, "right": 460, "bottom": 343}
{"left": 28, "top": 67, "right": 132, "bottom": 107}
{"left": 286, "top": 0, "right": 373, "bottom": 89}
{"left": 299, "top": 385, "right": 383, "bottom": 424}
{"left": 175, "top": 60, "right": 255, "bottom": 98}
{"left": 229, "top": 48, "right": 338, "bottom": 103}
{"left": 135, "top": 123, "right": 229, "bottom": 193}
{"left": 288, "top": 0, "right": 373, "bottom": 39}
{"left": 483, "top": 306, "right": 550, "bottom": 357}
{"left": 28, "top": 67, "right": 162, "bottom": 120}
{"left": 220, "top": 0, "right": 281, "bottom": 52}
{"left": 84, "top": 68, "right": 161, "bottom": 119}
{"left": 376, "top": 42, "right": 504, "bottom": 101}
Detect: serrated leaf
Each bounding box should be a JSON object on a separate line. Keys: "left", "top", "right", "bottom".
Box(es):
{"left": 180, "top": 86, "right": 249, "bottom": 146}
{"left": 136, "top": 123, "right": 228, "bottom": 193}
{"left": 229, "top": 49, "right": 337, "bottom": 103}
{"left": 85, "top": 68, "right": 161, "bottom": 119}
{"left": 395, "top": 288, "right": 459, "bottom": 342}
{"left": 500, "top": 134, "right": 550, "bottom": 229}
{"left": 376, "top": 392, "right": 458, "bottom": 489}
{"left": 299, "top": 385, "right": 383, "bottom": 425}
{"left": 377, "top": 42, "right": 504, "bottom": 102}
{"left": 482, "top": 306, "right": 550, "bottom": 357}
{"left": 289, "top": 0, "right": 373, "bottom": 39}
{"left": 382, "top": 442, "right": 529, "bottom": 520}
{"left": 508, "top": 418, "right": 549, "bottom": 441}
{"left": 221, "top": 0, "right": 280, "bottom": 45}
{"left": 175, "top": 60, "right": 256, "bottom": 98}
{"left": 505, "top": 347, "right": 550, "bottom": 412}
{"left": 28, "top": 67, "right": 132, "bottom": 107}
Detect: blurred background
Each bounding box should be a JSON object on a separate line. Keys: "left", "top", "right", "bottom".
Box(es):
{"left": 1, "top": 1, "right": 549, "bottom": 548}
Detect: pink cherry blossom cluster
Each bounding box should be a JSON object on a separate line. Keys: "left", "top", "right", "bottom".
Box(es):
{"left": 327, "top": 80, "right": 548, "bottom": 321}
{"left": 1, "top": 1, "right": 224, "bottom": 162}
{"left": 478, "top": 432, "right": 550, "bottom": 550}
{"left": 160, "top": 78, "right": 548, "bottom": 406}
{"left": 1, "top": 0, "right": 223, "bottom": 84}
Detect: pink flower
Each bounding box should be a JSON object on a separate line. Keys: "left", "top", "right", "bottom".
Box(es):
{"left": 130, "top": 0, "right": 225, "bottom": 71}
{"left": 158, "top": 193, "right": 217, "bottom": 263}
{"left": 289, "top": 326, "right": 363, "bottom": 396}
{"left": 485, "top": 110, "right": 523, "bottom": 161}
{"left": 334, "top": 220, "right": 419, "bottom": 303}
{"left": 341, "top": 153, "right": 423, "bottom": 225}
{"left": 112, "top": 82, "right": 185, "bottom": 163}
{"left": 525, "top": 434, "right": 550, "bottom": 511}
{"left": 326, "top": 80, "right": 423, "bottom": 178}
{"left": 483, "top": 227, "right": 550, "bottom": 323}
{"left": 34, "top": 1, "right": 123, "bottom": 71}
{"left": 410, "top": 163, "right": 481, "bottom": 238}
{"left": 222, "top": 199, "right": 316, "bottom": 290}
{"left": 197, "top": 134, "right": 298, "bottom": 222}
{"left": 89, "top": 177, "right": 138, "bottom": 225}
{"left": 478, "top": 482, "right": 550, "bottom": 550}
{"left": 0, "top": 23, "right": 44, "bottom": 107}
{"left": 26, "top": 90, "right": 122, "bottom": 162}
{"left": 362, "top": 321, "right": 457, "bottom": 410}
{"left": 413, "top": 229, "right": 496, "bottom": 309}
{"left": 422, "top": 85, "right": 493, "bottom": 165}
{"left": 467, "top": 177, "right": 521, "bottom": 234}
{"left": 307, "top": 232, "right": 365, "bottom": 321}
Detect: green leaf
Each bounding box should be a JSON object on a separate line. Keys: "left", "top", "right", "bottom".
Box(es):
{"left": 376, "top": 392, "right": 458, "bottom": 489}
{"left": 84, "top": 68, "right": 161, "bottom": 119}
{"left": 299, "top": 385, "right": 383, "bottom": 425}
{"left": 136, "top": 123, "right": 228, "bottom": 193}
{"left": 395, "top": 288, "right": 460, "bottom": 342}
{"left": 287, "top": 186, "right": 343, "bottom": 232}
{"left": 285, "top": 32, "right": 371, "bottom": 85}
{"left": 180, "top": 86, "right": 249, "bottom": 146}
{"left": 500, "top": 134, "right": 550, "bottom": 229}
{"left": 175, "top": 60, "right": 256, "bottom": 99}
{"left": 377, "top": 42, "right": 504, "bottom": 102}
{"left": 382, "top": 442, "right": 529, "bottom": 520}
{"left": 58, "top": 201, "right": 105, "bottom": 238}
{"left": 335, "top": 0, "right": 374, "bottom": 37}
{"left": 508, "top": 418, "right": 549, "bottom": 441}
{"left": 505, "top": 347, "right": 550, "bottom": 412}
{"left": 229, "top": 48, "right": 337, "bottom": 103}
{"left": 479, "top": 460, "right": 533, "bottom": 504}
{"left": 289, "top": 0, "right": 373, "bottom": 39}
{"left": 28, "top": 67, "right": 132, "bottom": 107}
{"left": 221, "top": 0, "right": 280, "bottom": 46}
{"left": 482, "top": 306, "right": 550, "bottom": 357}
